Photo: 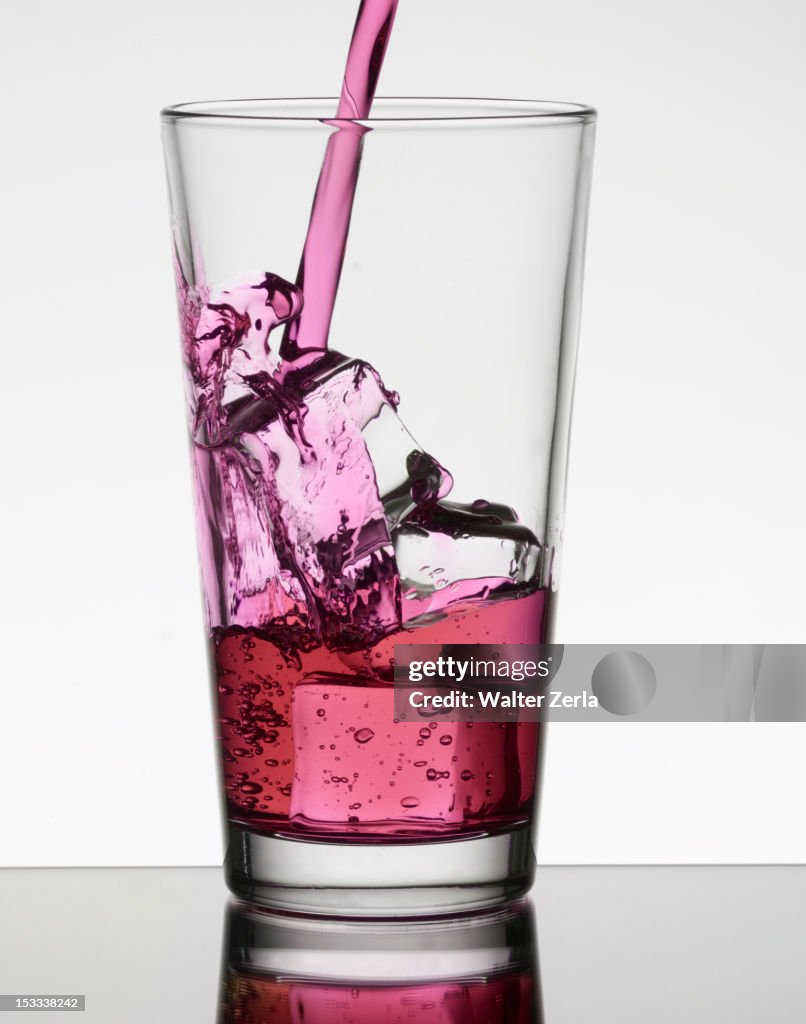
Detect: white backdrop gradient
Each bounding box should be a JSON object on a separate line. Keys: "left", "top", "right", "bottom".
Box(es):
{"left": 0, "top": 0, "right": 804, "bottom": 865}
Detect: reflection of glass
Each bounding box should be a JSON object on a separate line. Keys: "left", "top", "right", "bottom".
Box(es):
{"left": 217, "top": 898, "right": 541, "bottom": 1023}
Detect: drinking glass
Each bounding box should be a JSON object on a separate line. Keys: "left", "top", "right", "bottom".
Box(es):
{"left": 161, "top": 97, "right": 596, "bottom": 914}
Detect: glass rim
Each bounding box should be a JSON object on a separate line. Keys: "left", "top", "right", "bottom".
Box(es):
{"left": 160, "top": 96, "right": 597, "bottom": 127}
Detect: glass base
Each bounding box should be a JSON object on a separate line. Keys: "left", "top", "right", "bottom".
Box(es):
{"left": 224, "top": 823, "right": 535, "bottom": 917}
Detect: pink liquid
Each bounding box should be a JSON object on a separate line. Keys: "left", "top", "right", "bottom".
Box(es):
{"left": 220, "top": 970, "right": 536, "bottom": 1024}
{"left": 174, "top": 0, "right": 550, "bottom": 844}
{"left": 215, "top": 589, "right": 549, "bottom": 841}
{"left": 281, "top": 0, "right": 399, "bottom": 361}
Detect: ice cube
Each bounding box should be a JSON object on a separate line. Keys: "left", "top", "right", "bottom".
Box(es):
{"left": 288, "top": 677, "right": 465, "bottom": 827}
{"left": 287, "top": 678, "right": 536, "bottom": 831}
{"left": 393, "top": 500, "right": 542, "bottom": 622}
{"left": 198, "top": 352, "right": 453, "bottom": 648}
{"left": 225, "top": 361, "right": 395, "bottom": 649}
{"left": 283, "top": 352, "right": 453, "bottom": 525}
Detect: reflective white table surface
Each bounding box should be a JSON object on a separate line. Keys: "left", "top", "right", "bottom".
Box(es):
{"left": 0, "top": 865, "right": 803, "bottom": 1022}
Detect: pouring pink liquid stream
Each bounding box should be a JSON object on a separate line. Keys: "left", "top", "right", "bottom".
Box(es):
{"left": 281, "top": 0, "right": 399, "bottom": 359}
{"left": 177, "top": 0, "right": 550, "bottom": 842}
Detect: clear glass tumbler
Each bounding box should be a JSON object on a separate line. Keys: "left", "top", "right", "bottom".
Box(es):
{"left": 161, "top": 97, "right": 596, "bottom": 915}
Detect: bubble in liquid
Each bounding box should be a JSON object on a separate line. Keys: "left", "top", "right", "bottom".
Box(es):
{"left": 354, "top": 728, "right": 375, "bottom": 744}
{"left": 460, "top": 770, "right": 474, "bottom": 781}
{"left": 240, "top": 781, "right": 263, "bottom": 795}
{"left": 439, "top": 735, "right": 452, "bottom": 746}
{"left": 400, "top": 796, "right": 421, "bottom": 809}
{"left": 316, "top": 709, "right": 326, "bottom": 718}
{"left": 426, "top": 768, "right": 438, "bottom": 781}
{"left": 419, "top": 727, "right": 432, "bottom": 740}
{"left": 414, "top": 760, "right": 428, "bottom": 767}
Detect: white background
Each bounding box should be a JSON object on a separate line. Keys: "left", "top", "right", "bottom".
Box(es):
{"left": 0, "top": 0, "right": 804, "bottom": 866}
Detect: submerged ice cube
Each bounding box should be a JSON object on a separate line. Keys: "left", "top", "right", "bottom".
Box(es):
{"left": 393, "top": 500, "right": 542, "bottom": 622}
{"left": 288, "top": 677, "right": 466, "bottom": 827}
{"left": 287, "top": 675, "right": 537, "bottom": 831}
